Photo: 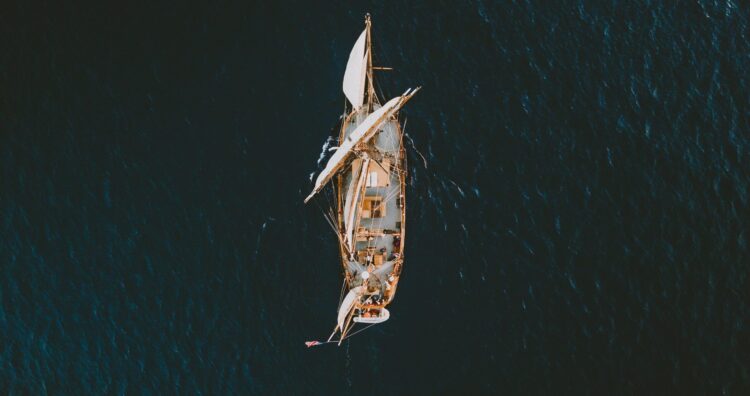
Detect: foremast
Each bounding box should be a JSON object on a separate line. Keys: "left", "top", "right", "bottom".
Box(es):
{"left": 364, "top": 14, "right": 377, "bottom": 113}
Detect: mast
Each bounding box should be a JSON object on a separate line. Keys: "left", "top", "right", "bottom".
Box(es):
{"left": 365, "top": 14, "right": 375, "bottom": 112}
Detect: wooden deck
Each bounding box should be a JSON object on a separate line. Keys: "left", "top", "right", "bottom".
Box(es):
{"left": 338, "top": 109, "right": 405, "bottom": 301}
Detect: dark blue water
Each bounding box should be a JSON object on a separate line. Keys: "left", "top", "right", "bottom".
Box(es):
{"left": 2, "top": 1, "right": 749, "bottom": 394}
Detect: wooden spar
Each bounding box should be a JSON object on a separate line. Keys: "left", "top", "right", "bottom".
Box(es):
{"left": 326, "top": 211, "right": 349, "bottom": 252}
{"left": 336, "top": 174, "right": 347, "bottom": 259}
{"left": 372, "top": 67, "right": 393, "bottom": 70}
{"left": 365, "top": 14, "right": 375, "bottom": 112}
{"left": 371, "top": 157, "right": 390, "bottom": 174}
{"left": 336, "top": 140, "right": 344, "bottom": 226}
{"left": 326, "top": 323, "right": 340, "bottom": 343}
{"left": 338, "top": 304, "right": 357, "bottom": 345}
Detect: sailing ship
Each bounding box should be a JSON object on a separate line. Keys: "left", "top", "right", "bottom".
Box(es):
{"left": 304, "top": 14, "right": 419, "bottom": 345}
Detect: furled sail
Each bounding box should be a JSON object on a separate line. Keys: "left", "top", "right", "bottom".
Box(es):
{"left": 343, "top": 30, "right": 368, "bottom": 109}
{"left": 344, "top": 158, "right": 370, "bottom": 253}
{"left": 304, "top": 88, "right": 420, "bottom": 203}
{"left": 343, "top": 159, "right": 363, "bottom": 232}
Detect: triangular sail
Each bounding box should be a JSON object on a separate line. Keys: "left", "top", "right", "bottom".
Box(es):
{"left": 304, "top": 88, "right": 420, "bottom": 203}
{"left": 343, "top": 30, "right": 367, "bottom": 109}
{"left": 337, "top": 286, "right": 364, "bottom": 331}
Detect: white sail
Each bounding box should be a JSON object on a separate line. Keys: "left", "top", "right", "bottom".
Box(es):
{"left": 345, "top": 158, "right": 370, "bottom": 252}
{"left": 304, "top": 88, "right": 419, "bottom": 203}
{"left": 343, "top": 159, "right": 363, "bottom": 232}
{"left": 337, "top": 286, "right": 364, "bottom": 330}
{"left": 344, "top": 169, "right": 360, "bottom": 232}
{"left": 343, "top": 30, "right": 367, "bottom": 109}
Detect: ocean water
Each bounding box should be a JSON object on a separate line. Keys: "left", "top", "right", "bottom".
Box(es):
{"left": 2, "top": 1, "right": 749, "bottom": 394}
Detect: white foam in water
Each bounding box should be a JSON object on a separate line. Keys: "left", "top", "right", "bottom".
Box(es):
{"left": 316, "top": 136, "right": 334, "bottom": 166}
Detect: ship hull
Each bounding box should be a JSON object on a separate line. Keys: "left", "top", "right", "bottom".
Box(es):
{"left": 336, "top": 107, "right": 406, "bottom": 307}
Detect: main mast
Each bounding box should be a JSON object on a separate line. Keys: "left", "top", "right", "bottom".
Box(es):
{"left": 365, "top": 14, "right": 375, "bottom": 113}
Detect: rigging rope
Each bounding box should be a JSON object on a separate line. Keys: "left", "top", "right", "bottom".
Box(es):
{"left": 338, "top": 276, "right": 347, "bottom": 309}
{"left": 305, "top": 322, "right": 378, "bottom": 348}
{"left": 342, "top": 323, "right": 377, "bottom": 340}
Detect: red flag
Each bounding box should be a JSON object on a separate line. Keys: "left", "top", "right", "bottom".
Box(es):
{"left": 305, "top": 341, "right": 321, "bottom": 348}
